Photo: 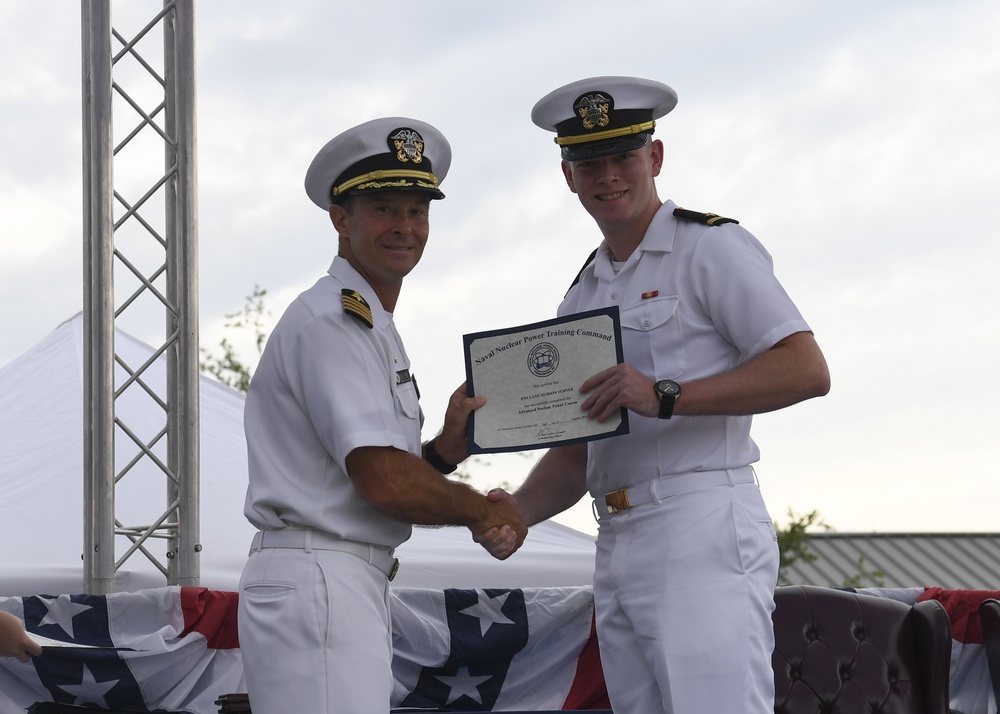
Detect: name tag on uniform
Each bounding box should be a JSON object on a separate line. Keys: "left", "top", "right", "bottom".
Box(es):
{"left": 396, "top": 369, "right": 420, "bottom": 398}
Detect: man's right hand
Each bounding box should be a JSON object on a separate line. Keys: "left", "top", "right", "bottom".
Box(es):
{"left": 472, "top": 489, "right": 526, "bottom": 560}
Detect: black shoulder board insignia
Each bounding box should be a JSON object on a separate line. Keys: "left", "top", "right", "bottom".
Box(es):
{"left": 341, "top": 288, "right": 373, "bottom": 329}
{"left": 673, "top": 207, "right": 739, "bottom": 226}
{"left": 565, "top": 248, "right": 598, "bottom": 297}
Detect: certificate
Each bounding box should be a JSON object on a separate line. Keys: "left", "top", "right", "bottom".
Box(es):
{"left": 463, "top": 307, "right": 628, "bottom": 454}
{"left": 29, "top": 633, "right": 137, "bottom": 651}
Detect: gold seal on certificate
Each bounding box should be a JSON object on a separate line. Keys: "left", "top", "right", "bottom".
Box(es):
{"left": 463, "top": 307, "right": 629, "bottom": 454}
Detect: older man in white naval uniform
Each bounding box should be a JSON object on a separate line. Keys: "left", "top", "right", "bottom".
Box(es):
{"left": 239, "top": 117, "right": 526, "bottom": 714}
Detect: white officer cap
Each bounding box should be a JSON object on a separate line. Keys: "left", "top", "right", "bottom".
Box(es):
{"left": 531, "top": 76, "right": 678, "bottom": 161}
{"left": 304, "top": 117, "right": 452, "bottom": 209}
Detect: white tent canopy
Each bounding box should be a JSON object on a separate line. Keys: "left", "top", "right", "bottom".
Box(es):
{"left": 0, "top": 314, "right": 595, "bottom": 597}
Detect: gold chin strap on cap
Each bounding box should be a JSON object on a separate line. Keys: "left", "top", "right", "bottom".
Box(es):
{"left": 555, "top": 120, "right": 656, "bottom": 147}
{"left": 332, "top": 169, "right": 440, "bottom": 197}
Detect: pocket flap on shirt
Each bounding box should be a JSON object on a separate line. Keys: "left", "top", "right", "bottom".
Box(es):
{"left": 619, "top": 295, "right": 679, "bottom": 332}
{"left": 394, "top": 379, "right": 421, "bottom": 420}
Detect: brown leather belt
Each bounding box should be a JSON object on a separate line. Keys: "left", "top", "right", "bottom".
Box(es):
{"left": 250, "top": 528, "right": 399, "bottom": 580}
{"left": 597, "top": 467, "right": 757, "bottom": 519}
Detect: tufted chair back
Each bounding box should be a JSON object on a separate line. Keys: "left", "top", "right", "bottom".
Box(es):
{"left": 979, "top": 598, "right": 1000, "bottom": 709}
{"left": 772, "top": 585, "right": 952, "bottom": 714}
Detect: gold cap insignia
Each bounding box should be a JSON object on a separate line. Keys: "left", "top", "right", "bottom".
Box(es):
{"left": 574, "top": 93, "right": 611, "bottom": 131}
{"left": 389, "top": 128, "right": 425, "bottom": 164}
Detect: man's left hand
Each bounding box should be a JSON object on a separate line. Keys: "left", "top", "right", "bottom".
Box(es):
{"left": 434, "top": 382, "right": 485, "bottom": 465}
{"left": 579, "top": 363, "right": 658, "bottom": 421}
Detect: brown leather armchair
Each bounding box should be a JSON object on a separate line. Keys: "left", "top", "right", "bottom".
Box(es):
{"left": 978, "top": 598, "right": 1000, "bottom": 709}
{"left": 772, "top": 585, "right": 952, "bottom": 714}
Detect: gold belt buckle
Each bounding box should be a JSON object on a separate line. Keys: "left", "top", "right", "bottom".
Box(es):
{"left": 605, "top": 489, "right": 630, "bottom": 514}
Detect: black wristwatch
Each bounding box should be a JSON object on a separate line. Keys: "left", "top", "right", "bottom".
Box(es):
{"left": 653, "top": 379, "right": 682, "bottom": 419}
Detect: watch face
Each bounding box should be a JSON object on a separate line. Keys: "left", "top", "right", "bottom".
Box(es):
{"left": 656, "top": 380, "right": 681, "bottom": 397}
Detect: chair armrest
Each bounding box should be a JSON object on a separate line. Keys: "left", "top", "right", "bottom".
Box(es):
{"left": 912, "top": 599, "right": 952, "bottom": 714}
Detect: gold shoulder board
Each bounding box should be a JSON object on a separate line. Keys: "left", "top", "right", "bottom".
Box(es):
{"left": 342, "top": 289, "right": 373, "bottom": 329}
{"left": 673, "top": 207, "right": 739, "bottom": 226}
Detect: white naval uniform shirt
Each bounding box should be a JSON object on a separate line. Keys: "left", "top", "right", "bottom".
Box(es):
{"left": 559, "top": 200, "right": 811, "bottom": 497}
{"left": 242, "top": 256, "right": 423, "bottom": 549}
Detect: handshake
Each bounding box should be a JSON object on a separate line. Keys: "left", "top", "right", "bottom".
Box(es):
{"left": 470, "top": 488, "right": 526, "bottom": 561}
{"left": 434, "top": 384, "right": 530, "bottom": 561}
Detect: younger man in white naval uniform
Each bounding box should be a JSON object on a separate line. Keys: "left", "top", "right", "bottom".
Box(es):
{"left": 239, "top": 117, "right": 526, "bottom": 714}
{"left": 481, "top": 77, "right": 830, "bottom": 713}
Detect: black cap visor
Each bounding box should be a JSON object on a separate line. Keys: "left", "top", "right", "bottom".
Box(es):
{"left": 335, "top": 184, "right": 445, "bottom": 205}
{"left": 561, "top": 132, "right": 651, "bottom": 162}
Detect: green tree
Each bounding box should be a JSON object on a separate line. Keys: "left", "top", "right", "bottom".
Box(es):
{"left": 451, "top": 452, "right": 537, "bottom": 488}
{"left": 200, "top": 285, "right": 270, "bottom": 393}
{"left": 776, "top": 508, "right": 886, "bottom": 588}
{"left": 841, "top": 556, "right": 886, "bottom": 589}
{"left": 776, "top": 508, "right": 830, "bottom": 585}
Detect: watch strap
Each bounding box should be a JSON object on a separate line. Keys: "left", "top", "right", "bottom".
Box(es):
{"left": 657, "top": 392, "right": 676, "bottom": 419}
{"left": 424, "top": 438, "right": 458, "bottom": 474}
{"left": 654, "top": 380, "right": 680, "bottom": 420}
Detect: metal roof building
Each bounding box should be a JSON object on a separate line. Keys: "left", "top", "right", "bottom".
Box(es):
{"left": 779, "top": 533, "right": 1000, "bottom": 590}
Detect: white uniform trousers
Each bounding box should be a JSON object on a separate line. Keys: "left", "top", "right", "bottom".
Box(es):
{"left": 593, "top": 468, "right": 779, "bottom": 714}
{"left": 238, "top": 545, "right": 393, "bottom": 713}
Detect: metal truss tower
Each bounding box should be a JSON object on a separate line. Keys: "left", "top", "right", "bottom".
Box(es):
{"left": 81, "top": 0, "right": 200, "bottom": 594}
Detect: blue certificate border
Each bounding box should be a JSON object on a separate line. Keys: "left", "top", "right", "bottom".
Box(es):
{"left": 463, "top": 306, "right": 628, "bottom": 455}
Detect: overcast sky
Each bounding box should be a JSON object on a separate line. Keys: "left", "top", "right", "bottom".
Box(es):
{"left": 1, "top": 0, "right": 998, "bottom": 537}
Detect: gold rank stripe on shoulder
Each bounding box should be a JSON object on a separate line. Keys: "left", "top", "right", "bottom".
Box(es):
{"left": 672, "top": 207, "right": 739, "bottom": 226}
{"left": 341, "top": 289, "right": 373, "bottom": 329}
